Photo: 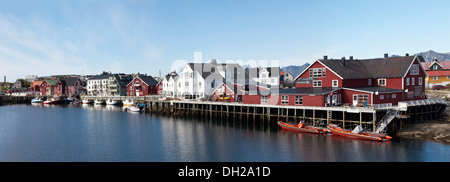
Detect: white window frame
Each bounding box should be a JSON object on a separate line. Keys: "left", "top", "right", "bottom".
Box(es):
{"left": 378, "top": 78, "right": 386, "bottom": 86}
{"left": 392, "top": 94, "right": 396, "bottom": 98}
{"left": 380, "top": 95, "right": 384, "bottom": 100}
{"left": 294, "top": 96, "right": 303, "bottom": 105}
{"left": 406, "top": 77, "right": 409, "bottom": 86}
{"left": 410, "top": 64, "right": 419, "bottom": 75}
{"left": 313, "top": 80, "right": 322, "bottom": 87}
{"left": 332, "top": 80, "right": 338, "bottom": 87}
{"left": 419, "top": 77, "right": 423, "bottom": 86}
{"left": 433, "top": 76, "right": 438, "bottom": 80}
{"left": 281, "top": 95, "right": 289, "bottom": 105}
{"left": 261, "top": 95, "right": 268, "bottom": 104}
{"left": 412, "top": 77, "right": 415, "bottom": 86}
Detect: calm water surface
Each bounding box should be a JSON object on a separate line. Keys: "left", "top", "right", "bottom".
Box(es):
{"left": 0, "top": 104, "right": 449, "bottom": 162}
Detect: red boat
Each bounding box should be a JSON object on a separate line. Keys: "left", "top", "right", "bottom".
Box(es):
{"left": 327, "top": 125, "right": 392, "bottom": 142}
{"left": 278, "top": 121, "right": 328, "bottom": 134}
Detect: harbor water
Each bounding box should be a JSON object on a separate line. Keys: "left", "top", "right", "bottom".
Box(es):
{"left": 0, "top": 104, "right": 449, "bottom": 162}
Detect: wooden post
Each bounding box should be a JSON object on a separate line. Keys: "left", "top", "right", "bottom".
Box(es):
{"left": 373, "top": 112, "right": 376, "bottom": 132}
{"left": 342, "top": 110, "right": 345, "bottom": 129}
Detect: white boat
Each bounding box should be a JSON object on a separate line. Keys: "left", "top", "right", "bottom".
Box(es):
{"left": 82, "top": 99, "right": 91, "bottom": 104}
{"left": 94, "top": 99, "right": 104, "bottom": 105}
{"left": 123, "top": 99, "right": 135, "bottom": 106}
{"left": 43, "top": 97, "right": 60, "bottom": 104}
{"left": 124, "top": 106, "right": 141, "bottom": 112}
{"left": 106, "top": 99, "right": 118, "bottom": 105}
{"left": 31, "top": 97, "right": 43, "bottom": 103}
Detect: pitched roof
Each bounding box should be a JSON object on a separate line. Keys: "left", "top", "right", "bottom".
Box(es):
{"left": 317, "top": 55, "right": 424, "bottom": 79}
{"left": 31, "top": 80, "right": 43, "bottom": 86}
{"left": 128, "top": 74, "right": 158, "bottom": 86}
{"left": 60, "top": 78, "right": 80, "bottom": 86}
{"left": 421, "top": 60, "right": 450, "bottom": 70}
{"left": 426, "top": 70, "right": 450, "bottom": 76}
{"left": 44, "top": 79, "right": 59, "bottom": 86}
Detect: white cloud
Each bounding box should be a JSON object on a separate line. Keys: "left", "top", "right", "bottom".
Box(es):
{"left": 0, "top": 13, "right": 92, "bottom": 81}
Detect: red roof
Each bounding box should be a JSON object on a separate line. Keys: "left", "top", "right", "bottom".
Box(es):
{"left": 426, "top": 70, "right": 450, "bottom": 76}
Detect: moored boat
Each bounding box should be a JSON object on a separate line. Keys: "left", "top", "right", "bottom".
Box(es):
{"left": 106, "top": 99, "right": 118, "bottom": 105}
{"left": 31, "top": 97, "right": 43, "bottom": 103}
{"left": 43, "top": 97, "right": 60, "bottom": 104}
{"left": 123, "top": 99, "right": 135, "bottom": 106}
{"left": 94, "top": 99, "right": 104, "bottom": 105}
{"left": 124, "top": 106, "right": 142, "bottom": 112}
{"left": 82, "top": 99, "right": 91, "bottom": 104}
{"left": 278, "top": 121, "right": 328, "bottom": 134}
{"left": 327, "top": 124, "right": 392, "bottom": 142}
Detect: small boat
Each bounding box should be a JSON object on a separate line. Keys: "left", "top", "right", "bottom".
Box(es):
{"left": 94, "top": 99, "right": 104, "bottom": 105}
{"left": 327, "top": 124, "right": 392, "bottom": 142}
{"left": 278, "top": 121, "right": 328, "bottom": 134}
{"left": 43, "top": 97, "right": 60, "bottom": 104}
{"left": 123, "top": 99, "right": 135, "bottom": 106}
{"left": 82, "top": 99, "right": 91, "bottom": 104}
{"left": 31, "top": 97, "right": 43, "bottom": 103}
{"left": 64, "top": 97, "right": 75, "bottom": 104}
{"left": 124, "top": 106, "right": 142, "bottom": 112}
{"left": 106, "top": 99, "right": 118, "bottom": 105}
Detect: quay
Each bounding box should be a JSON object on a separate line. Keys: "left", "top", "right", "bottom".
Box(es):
{"left": 79, "top": 95, "right": 448, "bottom": 134}
{"left": 1, "top": 95, "right": 446, "bottom": 134}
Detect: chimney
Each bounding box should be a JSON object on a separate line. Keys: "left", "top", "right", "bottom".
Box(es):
{"left": 384, "top": 53, "right": 388, "bottom": 58}
{"left": 323, "top": 55, "right": 328, "bottom": 60}
{"left": 349, "top": 56, "right": 353, "bottom": 61}
{"left": 342, "top": 56, "right": 346, "bottom": 66}
{"left": 405, "top": 53, "right": 409, "bottom": 56}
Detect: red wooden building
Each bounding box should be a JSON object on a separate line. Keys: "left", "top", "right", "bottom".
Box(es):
{"left": 60, "top": 78, "right": 85, "bottom": 96}
{"left": 243, "top": 54, "right": 427, "bottom": 107}
{"left": 127, "top": 74, "right": 158, "bottom": 96}
{"left": 40, "top": 79, "right": 62, "bottom": 96}
{"left": 210, "top": 82, "right": 245, "bottom": 102}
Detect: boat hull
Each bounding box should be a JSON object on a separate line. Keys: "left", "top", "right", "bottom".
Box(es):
{"left": 278, "top": 121, "right": 327, "bottom": 134}
{"left": 327, "top": 126, "right": 391, "bottom": 142}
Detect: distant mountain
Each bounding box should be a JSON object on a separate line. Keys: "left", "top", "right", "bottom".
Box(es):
{"left": 281, "top": 63, "right": 310, "bottom": 78}
{"left": 415, "top": 50, "right": 450, "bottom": 62}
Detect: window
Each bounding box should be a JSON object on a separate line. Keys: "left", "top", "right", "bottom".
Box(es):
{"left": 406, "top": 77, "right": 410, "bottom": 86}
{"left": 412, "top": 77, "right": 415, "bottom": 85}
{"left": 419, "top": 77, "right": 422, "bottom": 86}
{"left": 199, "top": 82, "right": 202, "bottom": 87}
{"left": 332, "top": 80, "right": 338, "bottom": 87}
{"left": 447, "top": 76, "right": 450, "bottom": 79}
{"left": 142, "top": 85, "right": 145, "bottom": 90}
{"left": 433, "top": 76, "right": 438, "bottom": 80}
{"left": 368, "top": 79, "right": 371, "bottom": 86}
{"left": 378, "top": 78, "right": 386, "bottom": 86}
{"left": 410, "top": 64, "right": 419, "bottom": 75}
{"left": 392, "top": 94, "right": 396, "bottom": 98}
{"left": 295, "top": 96, "right": 303, "bottom": 105}
{"left": 380, "top": 95, "right": 384, "bottom": 100}
{"left": 261, "top": 73, "right": 267, "bottom": 78}
{"left": 313, "top": 80, "right": 322, "bottom": 87}
{"left": 310, "top": 68, "right": 325, "bottom": 78}
{"left": 281, "top": 95, "right": 289, "bottom": 105}
{"left": 433, "top": 65, "right": 438, "bottom": 70}
{"left": 261, "top": 95, "right": 268, "bottom": 104}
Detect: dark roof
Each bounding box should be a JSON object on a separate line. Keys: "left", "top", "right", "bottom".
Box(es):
{"left": 277, "top": 87, "right": 340, "bottom": 95}
{"left": 111, "top": 74, "right": 133, "bottom": 87}
{"left": 343, "top": 86, "right": 404, "bottom": 93}
{"left": 135, "top": 74, "right": 158, "bottom": 86}
{"left": 318, "top": 56, "right": 425, "bottom": 79}
{"left": 60, "top": 78, "right": 80, "bottom": 86}
{"left": 88, "top": 74, "right": 114, "bottom": 80}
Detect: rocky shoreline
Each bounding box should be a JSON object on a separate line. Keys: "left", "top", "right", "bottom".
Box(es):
{"left": 396, "top": 122, "right": 450, "bottom": 145}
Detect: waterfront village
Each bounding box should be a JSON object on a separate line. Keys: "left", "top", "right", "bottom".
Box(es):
{"left": 1, "top": 53, "right": 449, "bottom": 142}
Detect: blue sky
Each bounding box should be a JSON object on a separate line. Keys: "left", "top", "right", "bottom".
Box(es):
{"left": 1, "top": 0, "right": 450, "bottom": 82}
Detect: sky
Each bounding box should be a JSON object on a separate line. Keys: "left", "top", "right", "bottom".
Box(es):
{"left": 1, "top": 0, "right": 450, "bottom": 82}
